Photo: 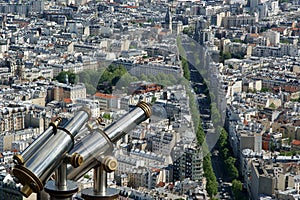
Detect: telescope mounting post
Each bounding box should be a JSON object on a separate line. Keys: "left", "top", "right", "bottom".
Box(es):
{"left": 44, "top": 153, "right": 84, "bottom": 200}
{"left": 81, "top": 156, "right": 119, "bottom": 200}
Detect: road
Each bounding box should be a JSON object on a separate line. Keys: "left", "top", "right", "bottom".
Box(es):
{"left": 189, "top": 64, "right": 234, "bottom": 200}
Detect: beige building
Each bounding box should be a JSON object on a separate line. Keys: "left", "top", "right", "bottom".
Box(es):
{"left": 242, "top": 80, "right": 262, "bottom": 92}
{"left": 222, "top": 15, "right": 258, "bottom": 28}
{"left": 48, "top": 83, "right": 86, "bottom": 103}
{"left": 272, "top": 123, "right": 300, "bottom": 140}
{"left": 263, "top": 30, "right": 280, "bottom": 46}
{"left": 0, "top": 105, "right": 35, "bottom": 133}
{"left": 0, "top": 128, "right": 40, "bottom": 152}
{"left": 152, "top": 129, "right": 177, "bottom": 156}
{"left": 240, "top": 131, "right": 262, "bottom": 153}
{"left": 226, "top": 80, "right": 242, "bottom": 97}
{"left": 63, "top": 83, "right": 86, "bottom": 101}
{"left": 22, "top": 67, "right": 53, "bottom": 82}
{"left": 94, "top": 92, "right": 119, "bottom": 110}
{"left": 249, "top": 160, "right": 275, "bottom": 200}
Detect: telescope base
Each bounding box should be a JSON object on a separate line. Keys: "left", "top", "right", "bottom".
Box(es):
{"left": 81, "top": 188, "right": 119, "bottom": 200}
{"left": 44, "top": 180, "right": 78, "bottom": 200}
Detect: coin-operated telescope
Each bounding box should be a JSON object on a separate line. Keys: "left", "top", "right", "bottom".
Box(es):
{"left": 12, "top": 101, "right": 151, "bottom": 200}
{"left": 65, "top": 101, "right": 151, "bottom": 200}
{"left": 12, "top": 108, "right": 91, "bottom": 198}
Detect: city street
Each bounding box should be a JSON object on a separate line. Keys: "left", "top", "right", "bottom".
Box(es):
{"left": 189, "top": 64, "right": 234, "bottom": 200}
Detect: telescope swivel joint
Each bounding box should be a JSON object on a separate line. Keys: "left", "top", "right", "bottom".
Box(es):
{"left": 66, "top": 153, "right": 84, "bottom": 168}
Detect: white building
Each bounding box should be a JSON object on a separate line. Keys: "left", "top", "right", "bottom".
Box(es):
{"left": 263, "top": 30, "right": 280, "bottom": 46}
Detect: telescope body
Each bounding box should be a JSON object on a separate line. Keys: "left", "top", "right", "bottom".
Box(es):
{"left": 13, "top": 118, "right": 62, "bottom": 165}
{"left": 67, "top": 101, "right": 151, "bottom": 181}
{"left": 12, "top": 101, "right": 151, "bottom": 198}
{"left": 12, "top": 108, "right": 91, "bottom": 197}
{"left": 75, "top": 118, "right": 103, "bottom": 140}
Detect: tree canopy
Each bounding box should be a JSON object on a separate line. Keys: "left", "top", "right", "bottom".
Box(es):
{"left": 232, "top": 179, "right": 246, "bottom": 200}
{"left": 203, "top": 155, "right": 218, "bottom": 197}
{"left": 77, "top": 69, "right": 104, "bottom": 94}
{"left": 181, "top": 58, "right": 190, "bottom": 81}
{"left": 224, "top": 156, "right": 239, "bottom": 179}
{"left": 55, "top": 71, "right": 78, "bottom": 84}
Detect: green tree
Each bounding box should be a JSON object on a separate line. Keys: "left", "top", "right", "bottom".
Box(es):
{"left": 225, "top": 156, "right": 236, "bottom": 166}
{"left": 102, "top": 113, "right": 111, "bottom": 120}
{"left": 90, "top": 70, "right": 103, "bottom": 84}
{"left": 151, "top": 97, "right": 157, "bottom": 103}
{"left": 140, "top": 74, "right": 150, "bottom": 82}
{"left": 97, "top": 64, "right": 127, "bottom": 93}
{"left": 196, "top": 121, "right": 205, "bottom": 145}
{"left": 270, "top": 141, "right": 276, "bottom": 152}
{"left": 225, "top": 157, "right": 239, "bottom": 179}
{"left": 56, "top": 71, "right": 77, "bottom": 84}
{"left": 211, "top": 102, "right": 221, "bottom": 126}
{"left": 203, "top": 155, "right": 218, "bottom": 197}
{"left": 69, "top": 73, "right": 78, "bottom": 84}
{"left": 260, "top": 87, "right": 270, "bottom": 92}
{"left": 290, "top": 97, "right": 300, "bottom": 102}
{"left": 232, "top": 179, "right": 243, "bottom": 199}
{"left": 269, "top": 102, "right": 276, "bottom": 109}
{"left": 221, "top": 148, "right": 229, "bottom": 159}
{"left": 77, "top": 69, "right": 105, "bottom": 94}
{"left": 84, "top": 174, "right": 90, "bottom": 179}
{"left": 147, "top": 74, "right": 158, "bottom": 83}
{"left": 85, "top": 83, "right": 97, "bottom": 95}
{"left": 194, "top": 54, "right": 200, "bottom": 66}
{"left": 223, "top": 51, "right": 231, "bottom": 59}
{"left": 98, "top": 64, "right": 127, "bottom": 85}
{"left": 279, "top": 0, "right": 289, "bottom": 3}
{"left": 177, "top": 36, "right": 190, "bottom": 81}
{"left": 116, "top": 73, "right": 139, "bottom": 92}
{"left": 56, "top": 71, "right": 68, "bottom": 83}
{"left": 182, "top": 26, "right": 195, "bottom": 37}
{"left": 232, "top": 39, "right": 243, "bottom": 43}
{"left": 78, "top": 70, "right": 91, "bottom": 83}
{"left": 181, "top": 58, "right": 190, "bottom": 81}
{"left": 187, "top": 89, "right": 200, "bottom": 127}
{"left": 220, "top": 51, "right": 232, "bottom": 63}
{"left": 219, "top": 128, "right": 228, "bottom": 149}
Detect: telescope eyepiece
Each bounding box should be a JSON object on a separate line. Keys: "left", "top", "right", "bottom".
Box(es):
{"left": 21, "top": 184, "right": 33, "bottom": 198}
{"left": 12, "top": 165, "right": 43, "bottom": 196}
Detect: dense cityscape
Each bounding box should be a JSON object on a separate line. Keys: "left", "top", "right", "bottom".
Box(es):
{"left": 0, "top": 0, "right": 299, "bottom": 200}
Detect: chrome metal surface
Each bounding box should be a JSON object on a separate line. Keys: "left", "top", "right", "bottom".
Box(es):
{"left": 14, "top": 118, "right": 62, "bottom": 165}
{"left": 94, "top": 164, "right": 106, "bottom": 194}
{"left": 12, "top": 108, "right": 90, "bottom": 196}
{"left": 67, "top": 103, "right": 151, "bottom": 181}
{"left": 18, "top": 127, "right": 54, "bottom": 164}
{"left": 27, "top": 109, "right": 89, "bottom": 181}
{"left": 105, "top": 106, "right": 148, "bottom": 142}
{"left": 50, "top": 196, "right": 72, "bottom": 200}
{"left": 67, "top": 129, "right": 112, "bottom": 181}
{"left": 24, "top": 130, "right": 73, "bottom": 182}
{"left": 81, "top": 187, "right": 119, "bottom": 200}
{"left": 55, "top": 163, "right": 67, "bottom": 190}
{"left": 75, "top": 120, "right": 101, "bottom": 139}
{"left": 63, "top": 109, "right": 91, "bottom": 137}
{"left": 44, "top": 180, "right": 78, "bottom": 200}
{"left": 37, "top": 190, "right": 49, "bottom": 200}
